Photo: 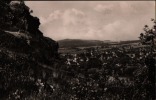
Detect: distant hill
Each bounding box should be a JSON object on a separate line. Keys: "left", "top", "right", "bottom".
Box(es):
{"left": 58, "top": 39, "right": 140, "bottom": 48}
{"left": 119, "top": 40, "right": 140, "bottom": 44}
{"left": 58, "top": 39, "right": 108, "bottom": 48}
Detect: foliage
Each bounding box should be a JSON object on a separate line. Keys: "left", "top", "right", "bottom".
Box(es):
{"left": 0, "top": 0, "right": 40, "bottom": 33}
{"left": 139, "top": 18, "right": 156, "bottom": 46}
{"left": 0, "top": 44, "right": 155, "bottom": 100}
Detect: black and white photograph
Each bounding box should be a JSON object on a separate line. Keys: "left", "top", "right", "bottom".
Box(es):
{"left": 0, "top": 0, "right": 155, "bottom": 100}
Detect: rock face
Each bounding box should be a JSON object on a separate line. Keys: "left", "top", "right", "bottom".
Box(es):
{"left": 0, "top": 1, "right": 59, "bottom": 98}
{"left": 0, "top": 0, "right": 58, "bottom": 61}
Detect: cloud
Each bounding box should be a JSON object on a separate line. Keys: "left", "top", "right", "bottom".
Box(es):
{"left": 94, "top": 4, "right": 114, "bottom": 12}
{"left": 26, "top": 1, "right": 155, "bottom": 41}
{"left": 39, "top": 8, "right": 85, "bottom": 25}
{"left": 101, "top": 20, "right": 133, "bottom": 40}
{"left": 119, "top": 2, "right": 134, "bottom": 14}
{"left": 39, "top": 10, "right": 62, "bottom": 25}
{"left": 94, "top": 4, "right": 114, "bottom": 14}
{"left": 62, "top": 8, "right": 85, "bottom": 26}
{"left": 39, "top": 8, "right": 87, "bottom": 40}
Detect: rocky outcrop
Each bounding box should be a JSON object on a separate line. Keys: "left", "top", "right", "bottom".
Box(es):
{"left": 0, "top": 0, "right": 58, "bottom": 60}
{"left": 0, "top": 1, "right": 59, "bottom": 98}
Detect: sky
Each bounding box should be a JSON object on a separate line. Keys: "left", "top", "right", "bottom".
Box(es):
{"left": 25, "top": 1, "right": 155, "bottom": 41}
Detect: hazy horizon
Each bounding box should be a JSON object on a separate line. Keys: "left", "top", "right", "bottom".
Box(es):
{"left": 56, "top": 38, "right": 139, "bottom": 42}
{"left": 25, "top": 1, "right": 155, "bottom": 41}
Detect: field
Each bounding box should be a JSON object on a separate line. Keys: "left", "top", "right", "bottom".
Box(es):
{"left": 55, "top": 44, "right": 156, "bottom": 100}
{"left": 0, "top": 43, "right": 155, "bottom": 100}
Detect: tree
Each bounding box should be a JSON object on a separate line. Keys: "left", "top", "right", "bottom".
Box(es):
{"left": 139, "top": 19, "right": 156, "bottom": 47}
{"left": 139, "top": 19, "right": 156, "bottom": 99}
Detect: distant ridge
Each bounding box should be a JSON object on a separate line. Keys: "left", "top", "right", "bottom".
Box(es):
{"left": 58, "top": 39, "right": 140, "bottom": 48}
{"left": 58, "top": 39, "right": 105, "bottom": 48}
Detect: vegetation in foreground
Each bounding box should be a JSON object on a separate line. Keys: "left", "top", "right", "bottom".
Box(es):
{"left": 0, "top": 45, "right": 155, "bottom": 100}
